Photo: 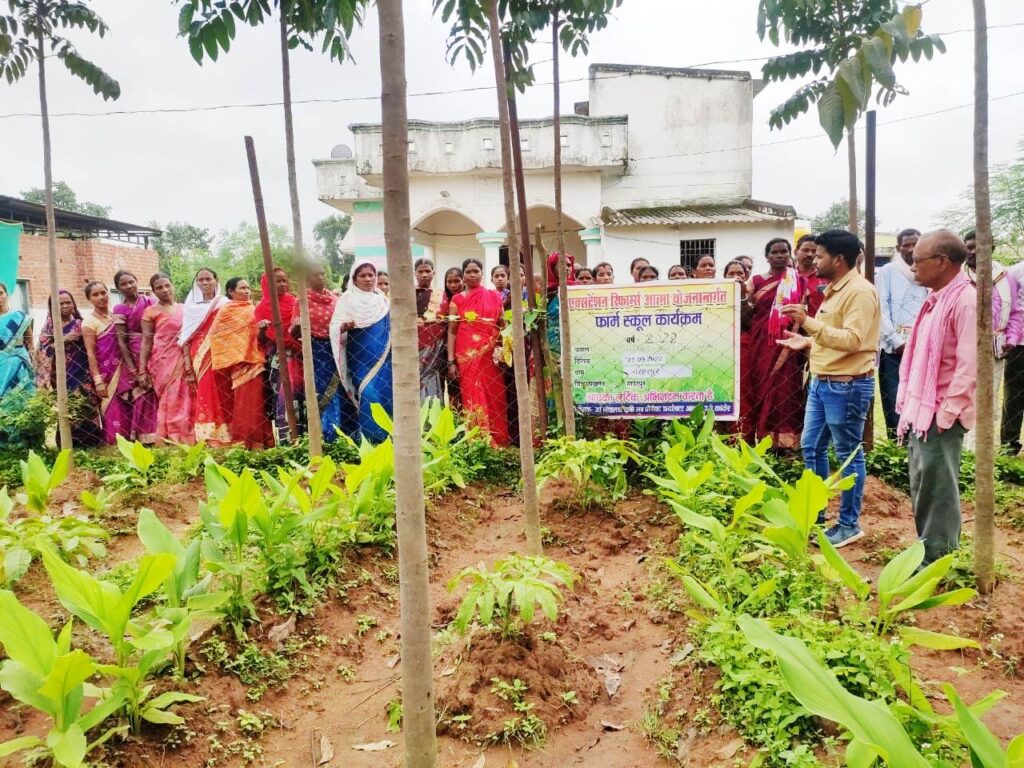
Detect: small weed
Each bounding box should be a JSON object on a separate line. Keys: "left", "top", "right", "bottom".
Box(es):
{"left": 356, "top": 614, "right": 378, "bottom": 638}
{"left": 385, "top": 698, "right": 403, "bottom": 733}
{"left": 236, "top": 709, "right": 268, "bottom": 737}
{"left": 640, "top": 708, "right": 682, "bottom": 762}
{"left": 559, "top": 690, "right": 578, "bottom": 707}
{"left": 336, "top": 665, "right": 356, "bottom": 682}
{"left": 539, "top": 631, "right": 558, "bottom": 643}
{"left": 490, "top": 677, "right": 547, "bottom": 747}
{"left": 375, "top": 628, "right": 392, "bottom": 643}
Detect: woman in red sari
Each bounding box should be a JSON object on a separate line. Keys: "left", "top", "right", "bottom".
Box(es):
{"left": 181, "top": 268, "right": 231, "bottom": 446}
{"left": 209, "top": 277, "right": 274, "bottom": 449}
{"left": 743, "top": 238, "right": 807, "bottom": 449}
{"left": 446, "top": 258, "right": 509, "bottom": 446}
{"left": 255, "top": 267, "right": 304, "bottom": 436}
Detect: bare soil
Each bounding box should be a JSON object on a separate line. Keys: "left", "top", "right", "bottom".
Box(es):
{"left": 1, "top": 473, "right": 1023, "bottom": 767}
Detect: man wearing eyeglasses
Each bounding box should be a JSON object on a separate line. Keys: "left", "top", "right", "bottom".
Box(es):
{"left": 776, "top": 229, "right": 881, "bottom": 548}
{"left": 897, "top": 230, "right": 977, "bottom": 567}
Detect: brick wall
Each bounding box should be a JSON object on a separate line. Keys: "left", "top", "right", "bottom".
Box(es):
{"left": 16, "top": 233, "right": 160, "bottom": 309}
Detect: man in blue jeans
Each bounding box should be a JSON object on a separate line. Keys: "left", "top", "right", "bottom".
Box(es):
{"left": 777, "top": 230, "right": 881, "bottom": 547}
{"left": 875, "top": 228, "right": 928, "bottom": 438}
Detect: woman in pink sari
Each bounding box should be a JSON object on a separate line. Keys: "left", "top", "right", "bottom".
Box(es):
{"left": 82, "top": 281, "right": 133, "bottom": 444}
{"left": 744, "top": 238, "right": 807, "bottom": 449}
{"left": 112, "top": 270, "right": 159, "bottom": 444}
{"left": 138, "top": 273, "right": 193, "bottom": 444}
{"left": 446, "top": 258, "right": 509, "bottom": 446}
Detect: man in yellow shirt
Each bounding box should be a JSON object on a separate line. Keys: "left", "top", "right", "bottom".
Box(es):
{"left": 777, "top": 230, "right": 881, "bottom": 547}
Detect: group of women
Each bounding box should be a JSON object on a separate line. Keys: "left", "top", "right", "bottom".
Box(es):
{"left": 0, "top": 260, "right": 398, "bottom": 450}
{"left": 1, "top": 238, "right": 825, "bottom": 453}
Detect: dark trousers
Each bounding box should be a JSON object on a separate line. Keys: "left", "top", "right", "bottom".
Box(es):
{"left": 878, "top": 349, "right": 903, "bottom": 439}
{"left": 1001, "top": 345, "right": 1024, "bottom": 454}
{"left": 908, "top": 420, "right": 966, "bottom": 565}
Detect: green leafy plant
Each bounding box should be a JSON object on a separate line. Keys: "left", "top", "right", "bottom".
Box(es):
{"left": 40, "top": 546, "right": 203, "bottom": 734}
{"left": 448, "top": 555, "right": 576, "bottom": 640}
{"left": 17, "top": 448, "right": 71, "bottom": 515}
{"left": 663, "top": 482, "right": 773, "bottom": 616}
{"left": 199, "top": 462, "right": 262, "bottom": 634}
{"left": 385, "top": 697, "right": 403, "bottom": 733}
{"left": 341, "top": 438, "right": 396, "bottom": 546}
{"left": 79, "top": 486, "right": 116, "bottom": 518}
{"left": 536, "top": 436, "right": 642, "bottom": 510}
{"left": 740, "top": 614, "right": 931, "bottom": 767}
{"left": 0, "top": 591, "right": 126, "bottom": 768}
{"left": 0, "top": 486, "right": 107, "bottom": 588}
{"left": 490, "top": 677, "right": 546, "bottom": 746}
{"left": 137, "top": 508, "right": 228, "bottom": 675}
{"left": 872, "top": 541, "right": 976, "bottom": 637}
{"left": 740, "top": 615, "right": 1024, "bottom": 768}
{"left": 102, "top": 435, "right": 158, "bottom": 489}
{"left": 371, "top": 399, "right": 481, "bottom": 494}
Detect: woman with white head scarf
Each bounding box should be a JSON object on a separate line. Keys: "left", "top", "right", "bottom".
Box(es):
{"left": 329, "top": 261, "right": 393, "bottom": 443}
{"left": 179, "top": 267, "right": 232, "bottom": 445}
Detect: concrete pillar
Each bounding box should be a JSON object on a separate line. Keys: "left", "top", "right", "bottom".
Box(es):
{"left": 578, "top": 227, "right": 602, "bottom": 266}
{"left": 475, "top": 231, "right": 506, "bottom": 278}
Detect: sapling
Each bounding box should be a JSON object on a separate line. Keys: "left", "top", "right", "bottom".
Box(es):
{"left": 137, "top": 508, "right": 228, "bottom": 675}
{"left": 536, "top": 436, "right": 643, "bottom": 510}
{"left": 448, "top": 555, "right": 576, "bottom": 640}
{"left": 18, "top": 448, "right": 71, "bottom": 514}
{"left": 40, "top": 546, "right": 203, "bottom": 733}
{"left": 0, "top": 591, "right": 126, "bottom": 768}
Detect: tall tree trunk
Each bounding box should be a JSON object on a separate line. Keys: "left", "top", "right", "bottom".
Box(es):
{"left": 502, "top": 47, "right": 547, "bottom": 440}
{"left": 551, "top": 13, "right": 575, "bottom": 439}
{"left": 846, "top": 126, "right": 858, "bottom": 235}
{"left": 487, "top": 0, "right": 542, "bottom": 555}
{"left": 534, "top": 225, "right": 565, "bottom": 431}
{"left": 972, "top": 0, "right": 996, "bottom": 594}
{"left": 377, "top": 1, "right": 438, "bottom": 761}
{"left": 245, "top": 136, "right": 299, "bottom": 439}
{"left": 279, "top": 9, "right": 322, "bottom": 455}
{"left": 36, "top": 26, "right": 72, "bottom": 455}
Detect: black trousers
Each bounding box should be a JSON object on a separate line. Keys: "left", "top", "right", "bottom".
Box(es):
{"left": 1001, "top": 345, "right": 1024, "bottom": 454}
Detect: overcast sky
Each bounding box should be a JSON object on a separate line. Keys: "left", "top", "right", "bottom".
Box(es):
{"left": 1, "top": 0, "right": 1022, "bottom": 241}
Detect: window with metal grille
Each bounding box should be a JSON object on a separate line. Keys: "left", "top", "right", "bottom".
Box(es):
{"left": 680, "top": 238, "right": 716, "bottom": 275}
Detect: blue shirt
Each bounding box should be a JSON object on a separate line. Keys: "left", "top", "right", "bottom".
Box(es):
{"left": 875, "top": 260, "right": 929, "bottom": 353}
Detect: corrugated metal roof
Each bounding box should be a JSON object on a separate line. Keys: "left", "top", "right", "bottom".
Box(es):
{"left": 603, "top": 199, "right": 796, "bottom": 227}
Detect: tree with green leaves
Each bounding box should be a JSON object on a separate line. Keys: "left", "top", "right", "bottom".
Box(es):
{"left": 937, "top": 139, "right": 1024, "bottom": 260}
{"left": 1, "top": 0, "right": 121, "bottom": 454}
{"left": 757, "top": 1, "right": 944, "bottom": 236}
{"left": 176, "top": 0, "right": 369, "bottom": 456}
{"left": 375, "top": 1, "right": 438, "bottom": 762}
{"left": 810, "top": 197, "right": 878, "bottom": 235}
{"left": 20, "top": 180, "right": 110, "bottom": 217}
{"left": 313, "top": 213, "right": 353, "bottom": 279}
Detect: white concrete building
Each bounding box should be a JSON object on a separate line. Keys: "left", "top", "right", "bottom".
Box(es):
{"left": 314, "top": 63, "right": 796, "bottom": 284}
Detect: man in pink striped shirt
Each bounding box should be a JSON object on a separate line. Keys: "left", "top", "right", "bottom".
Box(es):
{"left": 896, "top": 230, "right": 977, "bottom": 566}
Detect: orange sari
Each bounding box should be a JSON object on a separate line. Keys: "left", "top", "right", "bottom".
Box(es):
{"left": 209, "top": 299, "right": 274, "bottom": 449}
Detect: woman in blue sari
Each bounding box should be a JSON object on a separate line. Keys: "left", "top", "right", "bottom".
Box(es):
{"left": 296, "top": 265, "right": 344, "bottom": 443}
{"left": 0, "top": 281, "right": 35, "bottom": 402}
{"left": 329, "top": 262, "right": 393, "bottom": 444}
